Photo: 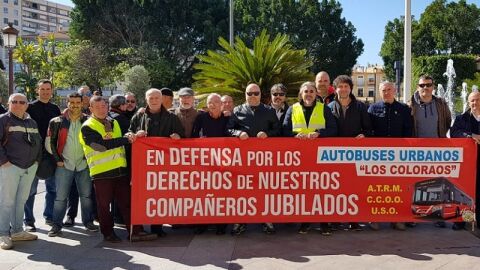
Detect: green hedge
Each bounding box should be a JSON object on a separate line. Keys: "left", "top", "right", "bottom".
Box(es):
{"left": 412, "top": 54, "right": 477, "bottom": 90}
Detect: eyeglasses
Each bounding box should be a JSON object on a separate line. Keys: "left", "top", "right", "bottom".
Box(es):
{"left": 272, "top": 93, "right": 286, "bottom": 97}
{"left": 303, "top": 90, "right": 315, "bottom": 94}
{"left": 126, "top": 100, "right": 136, "bottom": 104}
{"left": 246, "top": 92, "right": 260, "bottom": 96}
{"left": 11, "top": 100, "right": 27, "bottom": 105}
{"left": 418, "top": 83, "right": 433, "bottom": 88}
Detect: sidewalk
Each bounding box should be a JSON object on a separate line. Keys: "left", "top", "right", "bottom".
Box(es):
{"left": 1, "top": 181, "right": 480, "bottom": 270}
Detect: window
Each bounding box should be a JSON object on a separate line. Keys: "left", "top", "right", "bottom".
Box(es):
{"left": 357, "top": 75, "right": 364, "bottom": 87}
{"left": 368, "top": 74, "right": 375, "bottom": 84}
{"left": 4, "top": 7, "right": 8, "bottom": 14}
{"left": 357, "top": 87, "right": 364, "bottom": 97}
{"left": 14, "top": 9, "right": 18, "bottom": 16}
{"left": 368, "top": 87, "right": 375, "bottom": 97}
{"left": 3, "top": 18, "right": 8, "bottom": 24}
{"left": 14, "top": 0, "right": 18, "bottom": 5}
{"left": 32, "top": 3, "right": 38, "bottom": 9}
{"left": 13, "top": 19, "right": 18, "bottom": 26}
{"left": 3, "top": 0, "right": 8, "bottom": 4}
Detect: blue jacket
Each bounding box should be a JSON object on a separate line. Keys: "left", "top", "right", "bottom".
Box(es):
{"left": 368, "top": 100, "right": 413, "bottom": 137}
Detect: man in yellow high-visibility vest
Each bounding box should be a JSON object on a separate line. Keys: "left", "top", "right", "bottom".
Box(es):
{"left": 283, "top": 81, "right": 338, "bottom": 235}
{"left": 79, "top": 96, "right": 138, "bottom": 243}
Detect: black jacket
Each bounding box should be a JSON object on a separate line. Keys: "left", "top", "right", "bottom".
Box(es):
{"left": 450, "top": 110, "right": 480, "bottom": 138}
{"left": 27, "top": 100, "right": 61, "bottom": 141}
{"left": 109, "top": 109, "right": 130, "bottom": 135}
{"left": 129, "top": 106, "right": 185, "bottom": 138}
{"left": 227, "top": 103, "right": 280, "bottom": 137}
{"left": 368, "top": 100, "right": 413, "bottom": 137}
{"left": 328, "top": 94, "right": 372, "bottom": 137}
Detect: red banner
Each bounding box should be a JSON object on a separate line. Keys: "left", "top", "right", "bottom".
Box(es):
{"left": 131, "top": 138, "right": 477, "bottom": 225}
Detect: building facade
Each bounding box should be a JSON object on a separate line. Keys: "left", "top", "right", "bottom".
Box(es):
{"left": 351, "top": 65, "right": 386, "bottom": 105}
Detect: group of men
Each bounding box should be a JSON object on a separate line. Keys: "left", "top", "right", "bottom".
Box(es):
{"left": 1, "top": 71, "right": 479, "bottom": 249}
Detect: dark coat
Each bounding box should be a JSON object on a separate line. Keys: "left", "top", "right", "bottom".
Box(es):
{"left": 227, "top": 103, "right": 280, "bottom": 137}
{"left": 368, "top": 100, "right": 413, "bottom": 137}
{"left": 129, "top": 106, "right": 185, "bottom": 138}
{"left": 328, "top": 94, "right": 372, "bottom": 137}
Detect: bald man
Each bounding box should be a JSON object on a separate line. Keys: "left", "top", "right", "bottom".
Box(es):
{"left": 315, "top": 71, "right": 335, "bottom": 104}
{"left": 451, "top": 91, "right": 480, "bottom": 231}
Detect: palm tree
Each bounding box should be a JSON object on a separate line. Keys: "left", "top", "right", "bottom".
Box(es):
{"left": 193, "top": 30, "right": 313, "bottom": 103}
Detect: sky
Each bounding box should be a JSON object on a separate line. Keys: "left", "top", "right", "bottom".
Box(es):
{"left": 54, "top": 0, "right": 477, "bottom": 67}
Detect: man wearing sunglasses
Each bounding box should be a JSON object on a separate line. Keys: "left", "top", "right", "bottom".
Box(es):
{"left": 0, "top": 93, "right": 42, "bottom": 250}
{"left": 77, "top": 86, "right": 92, "bottom": 115}
{"left": 410, "top": 74, "right": 451, "bottom": 138}
{"left": 227, "top": 83, "right": 281, "bottom": 235}
{"left": 410, "top": 74, "right": 451, "bottom": 229}
{"left": 124, "top": 92, "right": 138, "bottom": 120}
{"left": 270, "top": 84, "right": 289, "bottom": 126}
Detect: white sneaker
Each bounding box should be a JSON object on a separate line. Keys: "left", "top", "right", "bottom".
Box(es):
{"left": 0, "top": 236, "right": 13, "bottom": 250}
{"left": 11, "top": 231, "right": 38, "bottom": 241}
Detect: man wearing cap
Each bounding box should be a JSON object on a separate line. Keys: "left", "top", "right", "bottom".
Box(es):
{"left": 108, "top": 95, "right": 129, "bottom": 135}
{"left": 161, "top": 88, "right": 174, "bottom": 110}
{"left": 0, "top": 93, "right": 42, "bottom": 250}
{"left": 174, "top": 87, "right": 199, "bottom": 138}
{"left": 124, "top": 92, "right": 138, "bottom": 120}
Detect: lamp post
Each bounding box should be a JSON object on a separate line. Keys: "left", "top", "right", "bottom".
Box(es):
{"left": 373, "top": 67, "right": 377, "bottom": 103}
{"left": 2, "top": 23, "right": 19, "bottom": 96}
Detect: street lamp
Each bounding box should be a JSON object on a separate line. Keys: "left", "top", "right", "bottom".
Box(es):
{"left": 373, "top": 67, "right": 377, "bottom": 103}
{"left": 2, "top": 23, "right": 19, "bottom": 96}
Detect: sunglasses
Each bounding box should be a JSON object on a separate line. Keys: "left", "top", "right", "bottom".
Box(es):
{"left": 246, "top": 92, "right": 260, "bottom": 96}
{"left": 11, "top": 100, "right": 27, "bottom": 105}
{"left": 126, "top": 100, "right": 136, "bottom": 103}
{"left": 272, "top": 93, "right": 286, "bottom": 97}
{"left": 418, "top": 83, "right": 433, "bottom": 88}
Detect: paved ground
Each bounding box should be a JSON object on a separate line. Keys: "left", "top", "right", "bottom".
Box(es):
{"left": 1, "top": 181, "right": 480, "bottom": 270}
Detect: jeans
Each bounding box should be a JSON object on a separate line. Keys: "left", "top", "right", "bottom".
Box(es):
{"left": 52, "top": 167, "right": 94, "bottom": 227}
{"left": 66, "top": 180, "right": 79, "bottom": 219}
{"left": 24, "top": 175, "right": 56, "bottom": 224}
{"left": 0, "top": 163, "right": 38, "bottom": 236}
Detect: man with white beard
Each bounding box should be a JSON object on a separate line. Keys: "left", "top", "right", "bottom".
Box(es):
{"left": 174, "top": 87, "right": 199, "bottom": 138}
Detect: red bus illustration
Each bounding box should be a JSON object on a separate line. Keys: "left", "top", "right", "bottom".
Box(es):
{"left": 411, "top": 177, "right": 474, "bottom": 220}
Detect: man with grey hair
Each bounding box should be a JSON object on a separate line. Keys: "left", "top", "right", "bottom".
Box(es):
{"left": 191, "top": 93, "right": 229, "bottom": 235}
{"left": 129, "top": 88, "right": 184, "bottom": 236}
{"left": 124, "top": 92, "right": 138, "bottom": 120}
{"left": 368, "top": 81, "right": 412, "bottom": 231}
{"left": 174, "top": 87, "right": 199, "bottom": 138}
{"left": 77, "top": 86, "right": 91, "bottom": 115}
{"left": 0, "top": 93, "right": 42, "bottom": 249}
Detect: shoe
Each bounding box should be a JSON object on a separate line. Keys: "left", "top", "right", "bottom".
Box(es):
{"left": 11, "top": 231, "right": 38, "bottom": 241}
{"left": 85, "top": 222, "right": 99, "bottom": 232}
{"left": 435, "top": 221, "right": 446, "bottom": 228}
{"left": 151, "top": 226, "right": 167, "bottom": 237}
{"left": 392, "top": 222, "right": 406, "bottom": 231}
{"left": 452, "top": 222, "right": 466, "bottom": 231}
{"left": 349, "top": 223, "right": 363, "bottom": 231}
{"left": 369, "top": 222, "right": 380, "bottom": 231}
{"left": 25, "top": 222, "right": 36, "bottom": 232}
{"left": 320, "top": 223, "right": 332, "bottom": 236}
{"left": 0, "top": 236, "right": 13, "bottom": 250}
{"left": 216, "top": 227, "right": 226, "bottom": 235}
{"left": 405, "top": 222, "right": 417, "bottom": 228}
{"left": 48, "top": 226, "right": 62, "bottom": 237}
{"left": 104, "top": 233, "right": 122, "bottom": 243}
{"left": 231, "top": 224, "right": 246, "bottom": 235}
{"left": 45, "top": 219, "right": 53, "bottom": 226}
{"left": 263, "top": 223, "right": 276, "bottom": 234}
{"left": 194, "top": 225, "right": 208, "bottom": 235}
{"left": 330, "top": 223, "right": 341, "bottom": 231}
{"left": 130, "top": 232, "right": 158, "bottom": 242}
{"left": 63, "top": 217, "right": 75, "bottom": 227}
{"left": 298, "top": 223, "right": 310, "bottom": 234}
